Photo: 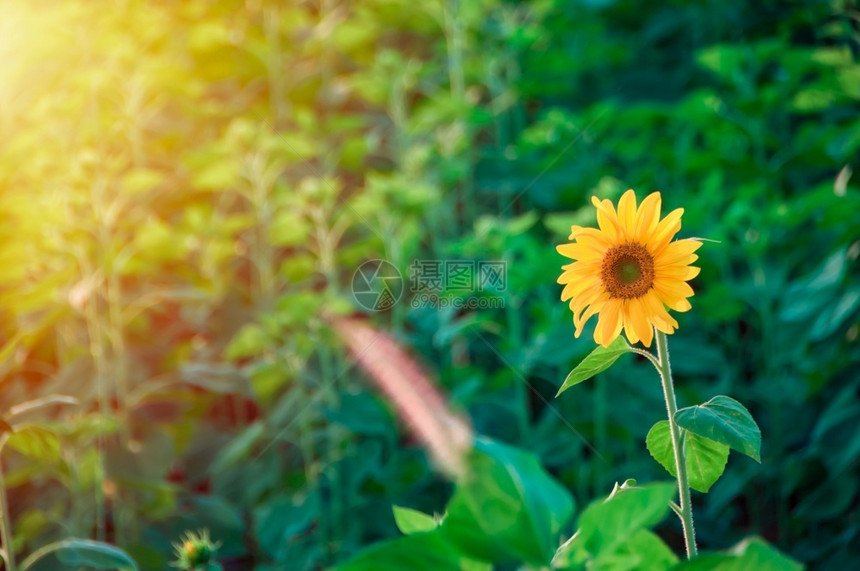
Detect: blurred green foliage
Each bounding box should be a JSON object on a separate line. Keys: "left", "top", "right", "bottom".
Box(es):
{"left": 0, "top": 0, "right": 857, "bottom": 569}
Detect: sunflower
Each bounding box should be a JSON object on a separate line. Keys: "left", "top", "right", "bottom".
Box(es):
{"left": 556, "top": 189, "right": 701, "bottom": 348}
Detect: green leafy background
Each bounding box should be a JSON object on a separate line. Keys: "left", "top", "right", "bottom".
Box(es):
{"left": 0, "top": 0, "right": 857, "bottom": 568}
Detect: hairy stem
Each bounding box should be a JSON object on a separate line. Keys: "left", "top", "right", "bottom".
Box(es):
{"left": 655, "top": 329, "right": 697, "bottom": 558}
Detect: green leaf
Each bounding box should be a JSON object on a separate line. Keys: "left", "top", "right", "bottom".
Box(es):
{"left": 646, "top": 421, "right": 729, "bottom": 493}
{"left": 697, "top": 44, "right": 747, "bottom": 79}
{"left": 574, "top": 483, "right": 676, "bottom": 561}
{"left": 441, "top": 438, "right": 575, "bottom": 566}
{"left": 190, "top": 159, "right": 241, "bottom": 190}
{"left": 589, "top": 529, "right": 678, "bottom": 571}
{"left": 326, "top": 393, "right": 394, "bottom": 437}
{"left": 556, "top": 337, "right": 631, "bottom": 396}
{"left": 225, "top": 324, "right": 268, "bottom": 360}
{"left": 675, "top": 396, "right": 761, "bottom": 462}
{"left": 121, "top": 168, "right": 165, "bottom": 194}
{"left": 682, "top": 433, "right": 730, "bottom": 493}
{"left": 210, "top": 421, "right": 265, "bottom": 472}
{"left": 336, "top": 530, "right": 485, "bottom": 571}
{"left": 672, "top": 537, "right": 802, "bottom": 570}
{"left": 810, "top": 288, "right": 860, "bottom": 340}
{"left": 393, "top": 506, "right": 439, "bottom": 535}
{"left": 253, "top": 492, "right": 319, "bottom": 559}
{"left": 21, "top": 539, "right": 139, "bottom": 570}
{"left": 5, "top": 426, "right": 61, "bottom": 461}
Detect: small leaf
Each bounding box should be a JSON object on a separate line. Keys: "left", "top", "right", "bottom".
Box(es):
{"left": 675, "top": 396, "right": 762, "bottom": 462}
{"left": 393, "top": 506, "right": 439, "bottom": 535}
{"left": 672, "top": 537, "right": 802, "bottom": 570}
{"left": 556, "top": 337, "right": 631, "bottom": 396}
{"left": 5, "top": 426, "right": 61, "bottom": 461}
{"left": 595, "top": 529, "right": 678, "bottom": 570}
{"left": 336, "top": 530, "right": 484, "bottom": 571}
{"left": 646, "top": 421, "right": 729, "bottom": 493}
{"left": 20, "top": 539, "right": 138, "bottom": 570}
{"left": 211, "top": 421, "right": 265, "bottom": 473}
{"left": 811, "top": 288, "right": 860, "bottom": 340}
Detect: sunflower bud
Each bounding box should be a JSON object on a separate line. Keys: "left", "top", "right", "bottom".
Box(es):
{"left": 170, "top": 529, "right": 222, "bottom": 571}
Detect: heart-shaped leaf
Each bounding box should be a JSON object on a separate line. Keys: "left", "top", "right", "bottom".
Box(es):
{"left": 556, "top": 337, "right": 631, "bottom": 396}
{"left": 646, "top": 421, "right": 729, "bottom": 493}
{"left": 675, "top": 395, "right": 761, "bottom": 462}
{"left": 393, "top": 506, "right": 439, "bottom": 535}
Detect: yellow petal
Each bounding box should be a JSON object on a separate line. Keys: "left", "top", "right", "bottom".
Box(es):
{"left": 653, "top": 280, "right": 695, "bottom": 311}
{"left": 561, "top": 275, "right": 599, "bottom": 301}
{"left": 562, "top": 259, "right": 602, "bottom": 278}
{"left": 574, "top": 295, "right": 607, "bottom": 337}
{"left": 569, "top": 226, "right": 613, "bottom": 247}
{"left": 684, "top": 266, "right": 701, "bottom": 280}
{"left": 656, "top": 256, "right": 699, "bottom": 271}
{"left": 643, "top": 291, "right": 678, "bottom": 333}
{"left": 622, "top": 300, "right": 640, "bottom": 345}
{"left": 656, "top": 239, "right": 702, "bottom": 265}
{"left": 617, "top": 190, "right": 638, "bottom": 238}
{"left": 634, "top": 192, "right": 662, "bottom": 242}
{"left": 628, "top": 297, "right": 653, "bottom": 347}
{"left": 656, "top": 265, "right": 700, "bottom": 281}
{"left": 591, "top": 197, "right": 622, "bottom": 240}
{"left": 623, "top": 322, "right": 640, "bottom": 344}
{"left": 557, "top": 242, "right": 603, "bottom": 261}
{"left": 594, "top": 301, "right": 623, "bottom": 347}
{"left": 572, "top": 279, "right": 606, "bottom": 307}
{"left": 647, "top": 208, "right": 684, "bottom": 254}
{"left": 639, "top": 314, "right": 654, "bottom": 347}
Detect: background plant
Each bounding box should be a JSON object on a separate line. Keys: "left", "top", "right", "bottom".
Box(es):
{"left": 335, "top": 321, "right": 799, "bottom": 570}
{"left": 0, "top": 0, "right": 857, "bottom": 569}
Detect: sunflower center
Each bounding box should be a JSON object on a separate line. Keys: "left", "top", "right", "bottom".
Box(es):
{"left": 618, "top": 260, "right": 641, "bottom": 284}
{"left": 600, "top": 242, "right": 655, "bottom": 299}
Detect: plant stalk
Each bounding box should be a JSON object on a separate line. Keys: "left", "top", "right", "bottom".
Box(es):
{"left": 655, "top": 329, "right": 697, "bottom": 558}
{"left": 0, "top": 460, "right": 17, "bottom": 571}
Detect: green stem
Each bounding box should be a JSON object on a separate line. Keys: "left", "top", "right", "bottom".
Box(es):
{"left": 654, "top": 329, "right": 697, "bottom": 558}
{"left": 0, "top": 459, "right": 16, "bottom": 570}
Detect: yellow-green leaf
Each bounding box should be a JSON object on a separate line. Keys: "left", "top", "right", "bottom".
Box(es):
{"left": 556, "top": 337, "right": 631, "bottom": 397}
{"left": 646, "top": 421, "right": 729, "bottom": 493}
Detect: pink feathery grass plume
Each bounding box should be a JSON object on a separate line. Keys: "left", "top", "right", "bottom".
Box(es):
{"left": 333, "top": 318, "right": 473, "bottom": 479}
